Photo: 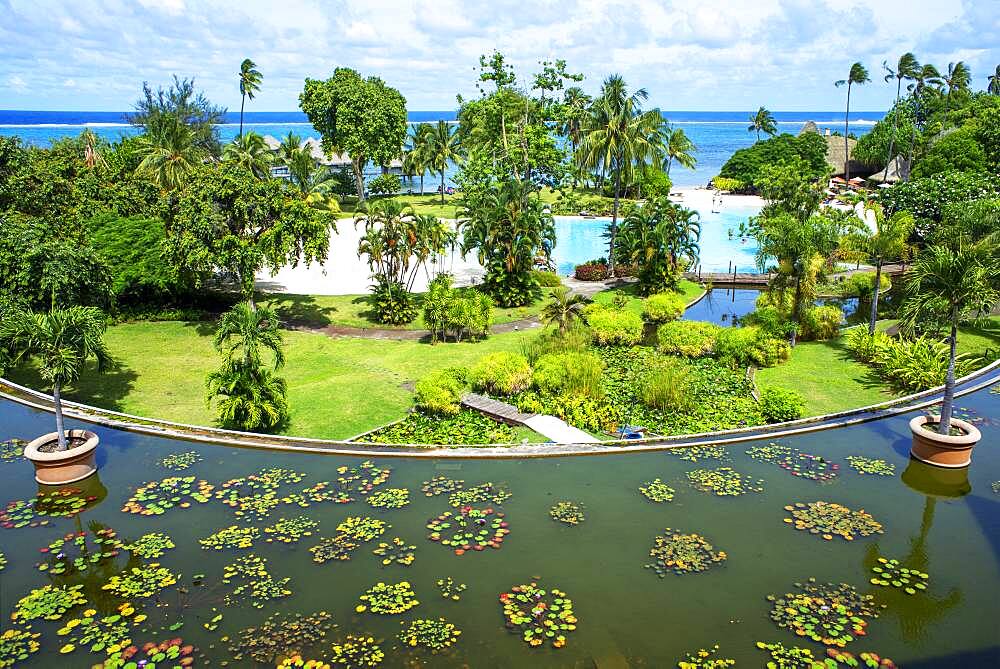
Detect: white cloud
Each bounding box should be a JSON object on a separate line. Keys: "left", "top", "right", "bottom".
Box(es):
{"left": 7, "top": 75, "right": 27, "bottom": 92}
{"left": 137, "top": 0, "right": 186, "bottom": 16}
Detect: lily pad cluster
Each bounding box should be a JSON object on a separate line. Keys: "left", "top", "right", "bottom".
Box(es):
{"left": 825, "top": 648, "right": 897, "bottom": 668}
{"left": 687, "top": 467, "right": 765, "bottom": 496}
{"left": 0, "top": 438, "right": 25, "bottom": 462}
{"left": 99, "top": 638, "right": 196, "bottom": 669}
{"left": 228, "top": 610, "right": 334, "bottom": 664}
{"left": 870, "top": 556, "right": 929, "bottom": 594}
{"left": 2, "top": 488, "right": 94, "bottom": 528}
{"left": 845, "top": 456, "right": 895, "bottom": 477}
{"left": 398, "top": 618, "right": 461, "bottom": 652}
{"left": 677, "top": 645, "right": 735, "bottom": 668}
{"left": 436, "top": 577, "right": 466, "bottom": 601}
{"left": 373, "top": 537, "right": 417, "bottom": 567}
{"left": 447, "top": 482, "right": 512, "bottom": 507}
{"left": 123, "top": 532, "right": 176, "bottom": 559}
{"left": 11, "top": 584, "right": 86, "bottom": 622}
{"left": 426, "top": 507, "right": 509, "bottom": 554}
{"left": 158, "top": 450, "right": 202, "bottom": 471}
{"left": 37, "top": 528, "right": 122, "bottom": 574}
{"left": 333, "top": 460, "right": 392, "bottom": 498}
{"left": 0, "top": 551, "right": 5, "bottom": 571}
{"left": 283, "top": 481, "right": 353, "bottom": 507}
{"left": 328, "top": 635, "right": 384, "bottom": 667}
{"left": 644, "top": 527, "right": 727, "bottom": 576}
{"left": 215, "top": 467, "right": 305, "bottom": 520}
{"left": 499, "top": 582, "right": 576, "bottom": 649}
{"left": 639, "top": 478, "right": 676, "bottom": 503}
{"left": 121, "top": 477, "right": 214, "bottom": 516}
{"left": 357, "top": 580, "right": 419, "bottom": 614}
{"left": 222, "top": 554, "right": 292, "bottom": 608}
{"left": 264, "top": 516, "right": 320, "bottom": 544}
{"left": 783, "top": 501, "right": 884, "bottom": 541}
{"left": 0, "top": 628, "right": 41, "bottom": 667}
{"left": 754, "top": 640, "right": 819, "bottom": 667}
{"left": 102, "top": 563, "right": 178, "bottom": 599}
{"left": 55, "top": 603, "right": 146, "bottom": 657}
{"left": 310, "top": 535, "right": 360, "bottom": 564}
{"left": 767, "top": 578, "right": 883, "bottom": 647}
{"left": 199, "top": 525, "right": 260, "bottom": 550}
{"left": 746, "top": 443, "right": 838, "bottom": 482}
{"left": 549, "top": 501, "right": 585, "bottom": 525}
{"left": 337, "top": 516, "right": 389, "bottom": 542}
{"left": 367, "top": 488, "right": 410, "bottom": 510}
{"left": 668, "top": 444, "right": 728, "bottom": 462}
{"left": 421, "top": 475, "right": 464, "bottom": 497}
{"left": 278, "top": 656, "right": 330, "bottom": 668}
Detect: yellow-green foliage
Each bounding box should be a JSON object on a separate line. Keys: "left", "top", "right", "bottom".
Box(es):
{"left": 414, "top": 369, "right": 467, "bottom": 415}
{"left": 639, "top": 359, "right": 694, "bottom": 412}
{"left": 531, "top": 352, "right": 604, "bottom": 399}
{"left": 800, "top": 305, "right": 843, "bottom": 341}
{"left": 641, "top": 292, "right": 686, "bottom": 324}
{"left": 585, "top": 306, "right": 644, "bottom": 346}
{"left": 469, "top": 352, "right": 532, "bottom": 395}
{"left": 657, "top": 321, "right": 722, "bottom": 357}
{"left": 715, "top": 326, "right": 790, "bottom": 368}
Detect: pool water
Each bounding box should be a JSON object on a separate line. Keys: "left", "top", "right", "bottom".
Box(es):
{"left": 1, "top": 390, "right": 998, "bottom": 667}
{"left": 552, "top": 205, "right": 761, "bottom": 277}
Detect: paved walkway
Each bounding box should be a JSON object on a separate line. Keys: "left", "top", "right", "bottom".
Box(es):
{"left": 460, "top": 392, "right": 600, "bottom": 444}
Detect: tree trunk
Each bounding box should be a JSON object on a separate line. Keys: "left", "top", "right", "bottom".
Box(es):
{"left": 905, "top": 121, "right": 917, "bottom": 182}
{"left": 608, "top": 166, "right": 622, "bottom": 274}
{"left": 844, "top": 84, "right": 852, "bottom": 182}
{"left": 419, "top": 173, "right": 424, "bottom": 196}
{"left": 883, "top": 79, "right": 902, "bottom": 182}
{"left": 440, "top": 171, "right": 446, "bottom": 205}
{"left": 353, "top": 158, "right": 366, "bottom": 201}
{"left": 53, "top": 381, "right": 67, "bottom": 451}
{"left": 868, "top": 261, "right": 882, "bottom": 334}
{"left": 790, "top": 277, "right": 802, "bottom": 347}
{"left": 239, "top": 94, "right": 246, "bottom": 139}
{"left": 756, "top": 128, "right": 760, "bottom": 144}
{"left": 938, "top": 313, "right": 958, "bottom": 435}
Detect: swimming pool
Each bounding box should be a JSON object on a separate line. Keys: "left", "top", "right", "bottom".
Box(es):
{"left": 552, "top": 204, "right": 761, "bottom": 276}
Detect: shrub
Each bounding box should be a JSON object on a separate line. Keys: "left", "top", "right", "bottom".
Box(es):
{"left": 657, "top": 320, "right": 721, "bottom": 357}
{"left": 531, "top": 351, "right": 604, "bottom": 399}
{"left": 515, "top": 391, "right": 620, "bottom": 434}
{"left": 718, "top": 132, "right": 828, "bottom": 189}
{"left": 520, "top": 325, "right": 591, "bottom": 364}
{"left": 711, "top": 176, "right": 746, "bottom": 192}
{"left": 469, "top": 352, "right": 532, "bottom": 396}
{"left": 423, "top": 275, "right": 493, "bottom": 343}
{"left": 370, "top": 279, "right": 417, "bottom": 325}
{"left": 367, "top": 174, "right": 401, "bottom": 196}
{"left": 878, "top": 171, "right": 998, "bottom": 225}
{"left": 641, "top": 292, "right": 686, "bottom": 323}
{"left": 742, "top": 306, "right": 794, "bottom": 338}
{"left": 585, "top": 307, "right": 644, "bottom": 346}
{"left": 414, "top": 369, "right": 467, "bottom": 416}
{"left": 758, "top": 387, "right": 805, "bottom": 423}
{"left": 846, "top": 329, "right": 981, "bottom": 392}
{"left": 574, "top": 262, "right": 609, "bottom": 281}
{"left": 910, "top": 127, "right": 987, "bottom": 179}
{"left": 799, "top": 305, "right": 843, "bottom": 341}
{"left": 844, "top": 328, "right": 893, "bottom": 363}
{"left": 532, "top": 270, "right": 563, "bottom": 287}
{"left": 714, "top": 326, "right": 790, "bottom": 368}
{"left": 639, "top": 359, "right": 694, "bottom": 412}
{"left": 840, "top": 272, "right": 891, "bottom": 300}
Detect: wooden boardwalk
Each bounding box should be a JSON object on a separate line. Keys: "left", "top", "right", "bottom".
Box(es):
{"left": 460, "top": 393, "right": 600, "bottom": 443}
{"left": 460, "top": 393, "right": 534, "bottom": 425}
{"left": 684, "top": 263, "right": 907, "bottom": 287}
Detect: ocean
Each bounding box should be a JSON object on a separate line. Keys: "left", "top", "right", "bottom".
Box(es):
{"left": 0, "top": 110, "right": 879, "bottom": 188}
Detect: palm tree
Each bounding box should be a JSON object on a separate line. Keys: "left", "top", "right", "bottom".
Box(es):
{"left": 81, "top": 128, "right": 107, "bottom": 170}
{"left": 426, "top": 121, "right": 461, "bottom": 204}
{"left": 662, "top": 125, "right": 697, "bottom": 176}
{"left": 881, "top": 53, "right": 919, "bottom": 182}
{"left": 842, "top": 203, "right": 914, "bottom": 333}
{"left": 904, "top": 64, "right": 943, "bottom": 180}
{"left": 222, "top": 131, "right": 273, "bottom": 179}
{"left": 942, "top": 61, "right": 971, "bottom": 108}
{"left": 212, "top": 302, "right": 285, "bottom": 369}
{"left": 578, "top": 75, "right": 663, "bottom": 272}
{"left": 277, "top": 132, "right": 303, "bottom": 166}
{"left": 901, "top": 245, "right": 1000, "bottom": 434}
{"left": 135, "top": 116, "right": 206, "bottom": 190}
{"left": 558, "top": 86, "right": 592, "bottom": 185}
{"left": 747, "top": 106, "right": 777, "bottom": 143}
{"left": 541, "top": 286, "right": 591, "bottom": 334}
{"left": 238, "top": 58, "right": 262, "bottom": 138}
{"left": 0, "top": 307, "right": 111, "bottom": 450}
{"left": 616, "top": 198, "right": 700, "bottom": 293}
{"left": 988, "top": 65, "right": 1000, "bottom": 95}
{"left": 835, "top": 63, "right": 871, "bottom": 182}
{"left": 404, "top": 123, "right": 433, "bottom": 196}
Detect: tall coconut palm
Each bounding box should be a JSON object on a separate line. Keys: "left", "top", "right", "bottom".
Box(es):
{"left": 835, "top": 62, "right": 871, "bottom": 182}
{"left": 404, "top": 123, "right": 433, "bottom": 195}
{"left": 842, "top": 203, "right": 914, "bottom": 333}
{"left": 238, "top": 58, "right": 262, "bottom": 139}
{"left": 881, "top": 53, "right": 919, "bottom": 182}
{"left": 277, "top": 132, "right": 303, "bottom": 166}
{"left": 0, "top": 307, "right": 111, "bottom": 450}
{"left": 135, "top": 115, "right": 206, "bottom": 190}
{"left": 662, "top": 125, "right": 697, "bottom": 176}
{"left": 541, "top": 286, "right": 591, "bottom": 334}
{"left": 747, "top": 106, "right": 778, "bottom": 143}
{"left": 989, "top": 65, "right": 1000, "bottom": 96}
{"left": 942, "top": 61, "right": 971, "bottom": 108}
{"left": 558, "top": 86, "right": 592, "bottom": 184}
{"left": 223, "top": 131, "right": 273, "bottom": 179}
{"left": 426, "top": 120, "right": 461, "bottom": 204}
{"left": 904, "top": 64, "right": 943, "bottom": 181}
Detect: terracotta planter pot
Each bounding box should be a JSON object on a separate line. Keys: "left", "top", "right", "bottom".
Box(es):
{"left": 23, "top": 430, "right": 100, "bottom": 485}
{"left": 909, "top": 416, "right": 981, "bottom": 469}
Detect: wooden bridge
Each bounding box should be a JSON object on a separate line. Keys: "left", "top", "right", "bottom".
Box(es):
{"left": 460, "top": 393, "right": 534, "bottom": 425}
{"left": 460, "top": 393, "right": 600, "bottom": 444}
{"left": 683, "top": 263, "right": 907, "bottom": 288}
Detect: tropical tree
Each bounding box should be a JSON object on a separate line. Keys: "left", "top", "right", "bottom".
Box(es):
{"left": 577, "top": 75, "right": 663, "bottom": 271}
{"left": 0, "top": 307, "right": 111, "bottom": 450}
{"left": 835, "top": 62, "right": 871, "bottom": 181}
{"left": 277, "top": 132, "right": 303, "bottom": 166}
{"left": 942, "top": 61, "right": 971, "bottom": 107}
{"left": 459, "top": 178, "right": 556, "bottom": 307}
{"left": 900, "top": 244, "right": 999, "bottom": 434}
{"left": 541, "top": 285, "right": 591, "bottom": 334}
{"left": 881, "top": 53, "right": 920, "bottom": 181}
{"left": 238, "top": 58, "right": 263, "bottom": 138}
{"left": 615, "top": 197, "right": 700, "bottom": 294}
{"left": 747, "top": 106, "right": 778, "bottom": 143}
{"left": 134, "top": 115, "right": 207, "bottom": 190}
{"left": 989, "top": 65, "right": 1000, "bottom": 96}
{"left": 402, "top": 123, "right": 430, "bottom": 194}
{"left": 426, "top": 120, "right": 462, "bottom": 203}
{"left": 904, "top": 64, "right": 943, "bottom": 178}
{"left": 130, "top": 76, "right": 225, "bottom": 157}
{"left": 557, "top": 86, "right": 592, "bottom": 163}
{"left": 222, "top": 131, "right": 272, "bottom": 179}
{"left": 841, "top": 203, "right": 914, "bottom": 333}
{"left": 206, "top": 302, "right": 288, "bottom": 431}
{"left": 662, "top": 125, "right": 697, "bottom": 176}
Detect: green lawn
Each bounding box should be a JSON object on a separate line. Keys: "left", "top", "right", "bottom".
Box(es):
{"left": 6, "top": 322, "right": 543, "bottom": 441}
{"left": 337, "top": 193, "right": 461, "bottom": 219}
{"left": 591, "top": 279, "right": 705, "bottom": 317}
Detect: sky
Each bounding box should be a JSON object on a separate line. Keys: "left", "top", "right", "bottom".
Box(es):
{"left": 0, "top": 0, "right": 997, "bottom": 112}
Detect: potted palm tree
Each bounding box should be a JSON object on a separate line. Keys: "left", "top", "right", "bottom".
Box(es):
{"left": 902, "top": 245, "right": 998, "bottom": 467}
{"left": 0, "top": 307, "right": 111, "bottom": 484}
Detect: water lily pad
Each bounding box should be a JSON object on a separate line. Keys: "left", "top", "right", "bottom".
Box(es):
{"left": 746, "top": 443, "right": 838, "bottom": 482}
{"left": 11, "top": 584, "right": 86, "bottom": 622}
{"left": 687, "top": 467, "right": 765, "bottom": 496}
{"left": 264, "top": 516, "right": 320, "bottom": 544}
{"left": 101, "top": 563, "right": 178, "bottom": 599}
{"left": 846, "top": 456, "right": 895, "bottom": 477}
{"left": 229, "top": 610, "right": 334, "bottom": 664}
{"left": 372, "top": 537, "right": 416, "bottom": 567}
{"left": 158, "top": 450, "right": 202, "bottom": 471}
{"left": 309, "top": 534, "right": 360, "bottom": 563}
{"left": 549, "top": 501, "right": 585, "bottom": 525}
{"left": 767, "top": 578, "right": 884, "bottom": 648}
{"left": 426, "top": 507, "right": 508, "bottom": 554}
{"left": 222, "top": 554, "right": 292, "bottom": 608}
{"left": 199, "top": 525, "right": 260, "bottom": 550}
{"left": 644, "top": 527, "right": 727, "bottom": 576}
{"left": 436, "top": 576, "right": 467, "bottom": 601}
{"left": 668, "top": 444, "right": 729, "bottom": 463}
{"left": 357, "top": 581, "right": 419, "bottom": 615}
{"left": 447, "top": 482, "right": 511, "bottom": 507}
{"left": 0, "top": 438, "right": 26, "bottom": 463}
{"left": 783, "top": 501, "right": 884, "bottom": 541}
{"left": 639, "top": 478, "right": 675, "bottom": 503}
{"left": 677, "top": 644, "right": 735, "bottom": 668}
{"left": 869, "top": 556, "right": 929, "bottom": 593}
{"left": 0, "top": 628, "right": 41, "bottom": 666}
{"left": 123, "top": 532, "right": 175, "bottom": 559}
{"left": 328, "top": 635, "right": 384, "bottom": 667}
{"left": 499, "top": 581, "right": 576, "bottom": 649}
{"left": 37, "top": 527, "right": 122, "bottom": 575}
{"left": 121, "top": 476, "right": 214, "bottom": 516}
{"left": 421, "top": 475, "right": 464, "bottom": 497}
{"left": 366, "top": 488, "right": 410, "bottom": 510}
{"left": 398, "top": 618, "right": 461, "bottom": 652}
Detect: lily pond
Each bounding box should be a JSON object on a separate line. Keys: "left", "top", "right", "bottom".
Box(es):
{"left": 1, "top": 389, "right": 999, "bottom": 668}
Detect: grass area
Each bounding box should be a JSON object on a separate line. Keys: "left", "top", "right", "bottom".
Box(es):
{"left": 336, "top": 193, "right": 461, "bottom": 219}
{"left": 591, "top": 279, "right": 705, "bottom": 317}
{"left": 6, "top": 322, "right": 544, "bottom": 441}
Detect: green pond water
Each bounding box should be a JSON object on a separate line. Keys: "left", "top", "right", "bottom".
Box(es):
{"left": 1, "top": 390, "right": 999, "bottom": 668}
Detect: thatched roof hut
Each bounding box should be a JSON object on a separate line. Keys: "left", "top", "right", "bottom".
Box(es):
{"left": 868, "top": 156, "right": 910, "bottom": 184}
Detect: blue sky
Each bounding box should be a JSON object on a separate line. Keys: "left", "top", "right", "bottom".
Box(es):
{"left": 0, "top": 0, "right": 997, "bottom": 112}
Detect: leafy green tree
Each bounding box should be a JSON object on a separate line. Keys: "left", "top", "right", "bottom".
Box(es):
{"left": 531, "top": 59, "right": 583, "bottom": 103}
{"left": 426, "top": 120, "right": 461, "bottom": 203}
{"left": 989, "top": 65, "right": 1000, "bottom": 96}
{"left": 718, "top": 132, "right": 828, "bottom": 190}
{"left": 910, "top": 127, "right": 987, "bottom": 178}
{"left": 165, "top": 163, "right": 335, "bottom": 305}
{"left": 881, "top": 53, "right": 920, "bottom": 181}
{"left": 135, "top": 116, "right": 207, "bottom": 191}
{"left": 222, "top": 131, "right": 273, "bottom": 179}
{"left": 747, "top": 106, "right": 778, "bottom": 143}
{"left": 662, "top": 126, "right": 696, "bottom": 176}
{"left": 0, "top": 307, "right": 111, "bottom": 449}
{"left": 476, "top": 50, "right": 517, "bottom": 92}
{"left": 615, "top": 197, "right": 700, "bottom": 294}
{"left": 130, "top": 76, "right": 225, "bottom": 157}
{"left": 904, "top": 64, "right": 943, "bottom": 177}
{"left": 238, "top": 58, "right": 263, "bottom": 138}
{"left": 878, "top": 171, "right": 998, "bottom": 229}
{"left": 556, "top": 86, "right": 592, "bottom": 185}
{"left": 841, "top": 203, "right": 914, "bottom": 333}
{"left": 459, "top": 178, "right": 556, "bottom": 307}
{"left": 541, "top": 285, "right": 591, "bottom": 334}
{"left": 852, "top": 102, "right": 916, "bottom": 169}
{"left": 835, "top": 62, "right": 871, "bottom": 181}
{"left": 942, "top": 61, "right": 971, "bottom": 108}
{"left": 367, "top": 173, "right": 401, "bottom": 196}
{"left": 299, "top": 68, "right": 408, "bottom": 201}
